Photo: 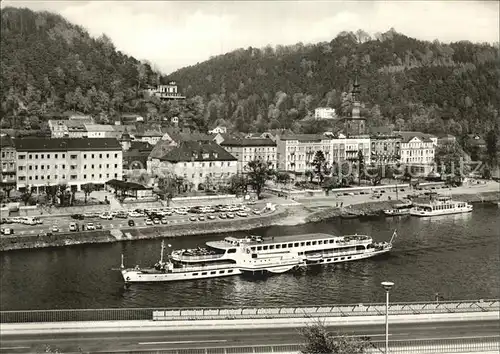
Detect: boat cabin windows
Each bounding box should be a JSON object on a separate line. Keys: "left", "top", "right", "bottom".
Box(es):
{"left": 251, "top": 247, "right": 256, "bottom": 251}
{"left": 356, "top": 245, "right": 366, "bottom": 251}
{"left": 227, "top": 248, "right": 237, "bottom": 254}
{"left": 228, "top": 270, "right": 234, "bottom": 273}
{"left": 192, "top": 273, "right": 199, "bottom": 276}
{"left": 201, "top": 272, "right": 207, "bottom": 275}
{"left": 210, "top": 271, "right": 216, "bottom": 274}
{"left": 318, "top": 240, "right": 323, "bottom": 245}
{"left": 306, "top": 242, "right": 311, "bottom": 246}
{"left": 269, "top": 245, "right": 274, "bottom": 250}
{"left": 257, "top": 246, "right": 262, "bottom": 251}
{"left": 282, "top": 244, "right": 287, "bottom": 249}
{"left": 276, "top": 244, "right": 281, "bottom": 249}
{"left": 301, "top": 242, "right": 305, "bottom": 246}
{"left": 263, "top": 246, "right": 268, "bottom": 250}
{"left": 294, "top": 242, "right": 299, "bottom": 247}
{"left": 288, "top": 243, "right": 293, "bottom": 248}
{"left": 219, "top": 270, "right": 225, "bottom": 274}
{"left": 252, "top": 254, "right": 257, "bottom": 258}
{"left": 329, "top": 240, "right": 335, "bottom": 244}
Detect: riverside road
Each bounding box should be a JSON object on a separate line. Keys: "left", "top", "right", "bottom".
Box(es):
{"left": 1, "top": 320, "right": 498, "bottom": 353}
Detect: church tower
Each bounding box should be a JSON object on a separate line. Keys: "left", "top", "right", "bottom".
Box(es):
{"left": 344, "top": 75, "right": 366, "bottom": 136}
{"left": 120, "top": 127, "right": 132, "bottom": 152}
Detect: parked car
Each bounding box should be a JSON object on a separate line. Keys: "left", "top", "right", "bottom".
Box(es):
{"left": 86, "top": 222, "right": 95, "bottom": 231}
{"left": 219, "top": 213, "right": 227, "bottom": 219}
{"left": 236, "top": 211, "right": 248, "bottom": 217}
{"left": 161, "top": 219, "right": 168, "bottom": 224}
{"left": 145, "top": 219, "right": 153, "bottom": 226}
{"left": 189, "top": 216, "right": 197, "bottom": 222}
{"left": 207, "top": 215, "right": 216, "bottom": 220}
{"left": 99, "top": 213, "right": 113, "bottom": 220}
{"left": 95, "top": 222, "right": 103, "bottom": 230}
{"left": 115, "top": 212, "right": 128, "bottom": 219}
{"left": 1, "top": 228, "right": 13, "bottom": 235}
{"left": 253, "top": 210, "right": 261, "bottom": 215}
{"left": 52, "top": 225, "right": 59, "bottom": 232}
{"left": 128, "top": 220, "right": 135, "bottom": 227}
{"left": 198, "top": 216, "right": 205, "bottom": 221}
{"left": 69, "top": 223, "right": 78, "bottom": 232}
{"left": 227, "top": 213, "right": 235, "bottom": 219}
{"left": 153, "top": 218, "right": 160, "bottom": 225}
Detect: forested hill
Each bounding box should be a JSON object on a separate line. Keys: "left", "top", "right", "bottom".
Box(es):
{"left": 170, "top": 29, "right": 499, "bottom": 136}
{"left": 0, "top": 7, "right": 160, "bottom": 128}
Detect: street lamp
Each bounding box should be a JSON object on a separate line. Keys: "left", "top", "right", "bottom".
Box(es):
{"left": 381, "top": 281, "right": 394, "bottom": 354}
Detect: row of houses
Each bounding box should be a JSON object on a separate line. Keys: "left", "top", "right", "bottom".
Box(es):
{"left": 1, "top": 127, "right": 443, "bottom": 194}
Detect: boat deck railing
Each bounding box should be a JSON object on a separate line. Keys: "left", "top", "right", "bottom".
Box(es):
{"left": 1, "top": 299, "right": 497, "bottom": 323}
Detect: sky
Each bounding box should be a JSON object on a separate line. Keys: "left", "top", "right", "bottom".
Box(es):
{"left": 2, "top": 1, "right": 499, "bottom": 74}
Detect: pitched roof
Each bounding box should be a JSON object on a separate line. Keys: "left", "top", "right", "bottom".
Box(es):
{"left": 84, "top": 124, "right": 116, "bottom": 132}
{"left": 112, "top": 125, "right": 138, "bottom": 134}
{"left": 159, "top": 141, "right": 237, "bottom": 162}
{"left": 221, "top": 138, "right": 276, "bottom": 147}
{"left": 280, "top": 134, "right": 328, "bottom": 142}
{"left": 164, "top": 129, "right": 212, "bottom": 142}
{"left": 0, "top": 134, "right": 14, "bottom": 148}
{"left": 130, "top": 141, "right": 154, "bottom": 151}
{"left": 395, "top": 131, "right": 435, "bottom": 143}
{"left": 13, "top": 138, "right": 122, "bottom": 152}
{"left": 136, "top": 129, "right": 163, "bottom": 137}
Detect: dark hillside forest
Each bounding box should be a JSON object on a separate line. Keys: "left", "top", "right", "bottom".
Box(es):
{"left": 170, "top": 29, "right": 499, "bottom": 136}
{"left": 1, "top": 7, "right": 499, "bottom": 139}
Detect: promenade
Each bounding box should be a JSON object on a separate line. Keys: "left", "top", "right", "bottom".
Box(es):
{"left": 1, "top": 300, "right": 498, "bottom": 353}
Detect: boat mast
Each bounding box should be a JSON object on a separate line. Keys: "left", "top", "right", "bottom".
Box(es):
{"left": 120, "top": 254, "right": 124, "bottom": 269}
{"left": 389, "top": 229, "right": 398, "bottom": 244}
{"left": 160, "top": 240, "right": 165, "bottom": 264}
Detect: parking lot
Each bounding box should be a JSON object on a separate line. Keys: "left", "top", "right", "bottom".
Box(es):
{"left": 1, "top": 202, "right": 270, "bottom": 237}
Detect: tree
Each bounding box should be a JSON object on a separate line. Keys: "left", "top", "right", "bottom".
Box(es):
{"left": 365, "top": 166, "right": 383, "bottom": 186}
{"left": 245, "top": 160, "right": 275, "bottom": 199}
{"left": 485, "top": 127, "right": 499, "bottom": 167}
{"left": 300, "top": 320, "right": 370, "bottom": 354}
{"left": 275, "top": 172, "right": 291, "bottom": 187}
{"left": 357, "top": 150, "right": 365, "bottom": 185}
{"left": 228, "top": 174, "right": 248, "bottom": 195}
{"left": 305, "top": 170, "right": 314, "bottom": 183}
{"left": 312, "top": 151, "right": 329, "bottom": 183}
{"left": 21, "top": 186, "right": 33, "bottom": 206}
{"left": 157, "top": 175, "right": 177, "bottom": 201}
{"left": 45, "top": 184, "right": 58, "bottom": 205}
{"left": 435, "top": 143, "right": 470, "bottom": 181}
{"left": 81, "top": 183, "right": 95, "bottom": 204}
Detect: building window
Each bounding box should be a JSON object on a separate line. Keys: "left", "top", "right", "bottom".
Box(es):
{"left": 114, "top": 154, "right": 118, "bottom": 158}
{"left": 84, "top": 174, "right": 87, "bottom": 179}
{"left": 91, "top": 154, "right": 95, "bottom": 158}
{"left": 29, "top": 154, "right": 32, "bottom": 159}
{"left": 62, "top": 165, "right": 65, "bottom": 169}
{"left": 41, "top": 165, "right": 44, "bottom": 170}
{"left": 106, "top": 154, "right": 109, "bottom": 158}
{"left": 99, "top": 164, "right": 102, "bottom": 169}
{"left": 114, "top": 173, "right": 118, "bottom": 178}
{"left": 35, "top": 154, "right": 38, "bottom": 159}
{"left": 29, "top": 176, "right": 32, "bottom": 180}
{"left": 19, "top": 155, "right": 26, "bottom": 160}
{"left": 41, "top": 154, "right": 44, "bottom": 159}
{"left": 62, "top": 154, "right": 65, "bottom": 158}
{"left": 99, "top": 154, "right": 102, "bottom": 159}
{"left": 84, "top": 154, "right": 87, "bottom": 159}
{"left": 91, "top": 174, "right": 95, "bottom": 178}
{"left": 106, "top": 164, "right": 109, "bottom": 168}
{"left": 114, "top": 164, "right": 117, "bottom": 168}
{"left": 19, "top": 176, "right": 25, "bottom": 181}
{"left": 71, "top": 154, "right": 77, "bottom": 159}
{"left": 91, "top": 164, "right": 95, "bottom": 168}
{"left": 18, "top": 166, "right": 24, "bottom": 171}
{"left": 55, "top": 154, "right": 58, "bottom": 158}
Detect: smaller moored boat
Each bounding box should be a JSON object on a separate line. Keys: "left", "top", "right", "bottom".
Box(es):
{"left": 410, "top": 195, "right": 472, "bottom": 217}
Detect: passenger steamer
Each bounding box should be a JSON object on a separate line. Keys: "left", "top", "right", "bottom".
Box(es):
{"left": 120, "top": 231, "right": 396, "bottom": 283}
{"left": 410, "top": 195, "right": 473, "bottom": 217}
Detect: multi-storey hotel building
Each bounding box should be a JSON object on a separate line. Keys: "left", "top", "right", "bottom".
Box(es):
{"left": 14, "top": 138, "right": 123, "bottom": 192}
{"left": 148, "top": 141, "right": 237, "bottom": 190}
{"left": 221, "top": 138, "right": 277, "bottom": 172}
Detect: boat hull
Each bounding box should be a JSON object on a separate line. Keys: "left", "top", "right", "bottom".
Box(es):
{"left": 384, "top": 209, "right": 410, "bottom": 216}
{"left": 410, "top": 206, "right": 473, "bottom": 217}
{"left": 122, "top": 267, "right": 241, "bottom": 283}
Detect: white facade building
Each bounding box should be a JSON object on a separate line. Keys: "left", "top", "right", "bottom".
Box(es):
{"left": 397, "top": 132, "right": 436, "bottom": 175}
{"left": 314, "top": 107, "right": 337, "bottom": 120}
{"left": 221, "top": 138, "right": 277, "bottom": 173}
{"left": 14, "top": 138, "right": 123, "bottom": 192}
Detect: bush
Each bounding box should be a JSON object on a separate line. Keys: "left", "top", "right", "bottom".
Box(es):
{"left": 300, "top": 320, "right": 371, "bottom": 354}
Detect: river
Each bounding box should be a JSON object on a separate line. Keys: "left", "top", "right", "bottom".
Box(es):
{"left": 1, "top": 203, "right": 499, "bottom": 310}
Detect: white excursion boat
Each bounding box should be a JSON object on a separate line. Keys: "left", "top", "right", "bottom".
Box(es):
{"left": 119, "top": 231, "right": 397, "bottom": 283}
{"left": 410, "top": 195, "right": 473, "bottom": 217}
{"left": 384, "top": 202, "right": 412, "bottom": 216}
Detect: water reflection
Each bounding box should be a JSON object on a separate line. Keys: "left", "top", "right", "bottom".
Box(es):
{"left": 0, "top": 204, "right": 498, "bottom": 310}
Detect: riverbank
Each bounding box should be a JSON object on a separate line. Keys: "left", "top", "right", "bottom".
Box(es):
{"left": 1, "top": 186, "right": 498, "bottom": 252}
{"left": 0, "top": 208, "right": 291, "bottom": 252}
